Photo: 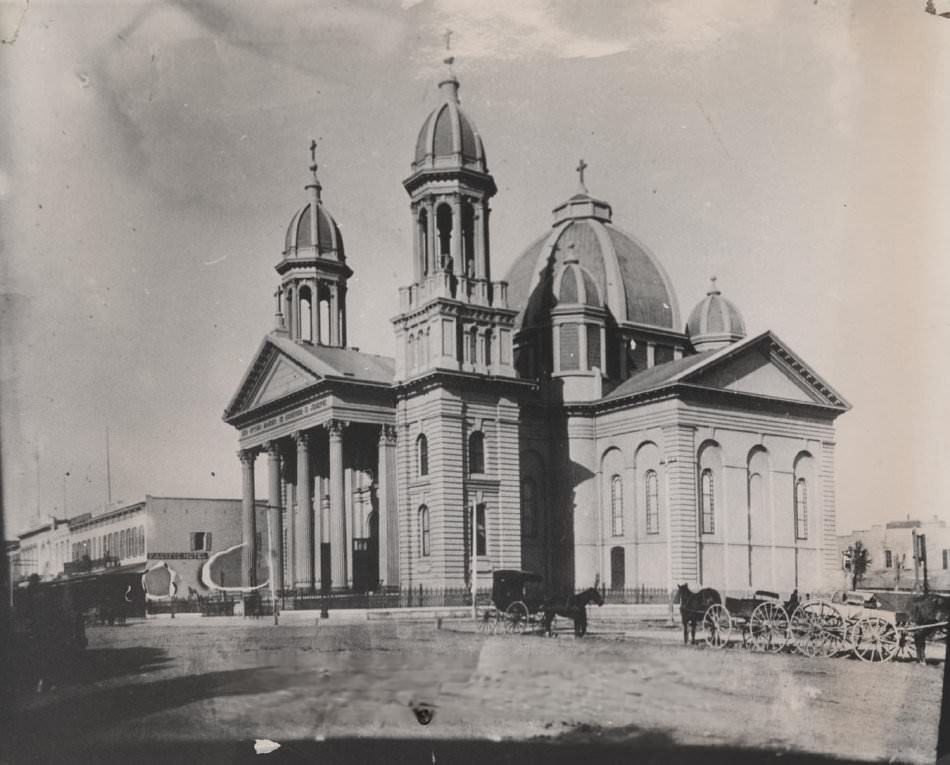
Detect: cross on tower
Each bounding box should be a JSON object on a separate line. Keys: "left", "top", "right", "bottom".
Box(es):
{"left": 443, "top": 28, "right": 453, "bottom": 51}
{"left": 576, "top": 158, "right": 588, "bottom": 190}
{"left": 309, "top": 139, "right": 318, "bottom": 168}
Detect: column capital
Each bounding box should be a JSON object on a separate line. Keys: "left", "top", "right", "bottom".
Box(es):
{"left": 265, "top": 440, "right": 282, "bottom": 457}
{"left": 238, "top": 448, "right": 258, "bottom": 465}
{"left": 380, "top": 424, "right": 397, "bottom": 445}
{"left": 293, "top": 430, "right": 311, "bottom": 448}
{"left": 327, "top": 419, "right": 348, "bottom": 439}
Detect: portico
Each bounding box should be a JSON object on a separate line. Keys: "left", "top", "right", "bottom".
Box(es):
{"left": 226, "top": 334, "right": 397, "bottom": 592}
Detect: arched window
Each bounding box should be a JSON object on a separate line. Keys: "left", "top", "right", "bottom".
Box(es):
{"left": 419, "top": 209, "right": 430, "bottom": 276}
{"left": 407, "top": 335, "right": 414, "bottom": 371}
{"left": 700, "top": 469, "right": 715, "bottom": 534}
{"left": 794, "top": 477, "right": 808, "bottom": 540}
{"left": 467, "top": 328, "right": 478, "bottom": 366}
{"left": 645, "top": 469, "right": 660, "bottom": 534}
{"left": 484, "top": 329, "right": 493, "bottom": 368}
{"left": 436, "top": 203, "right": 453, "bottom": 269}
{"left": 610, "top": 474, "right": 624, "bottom": 536}
{"left": 139, "top": 525, "right": 146, "bottom": 555}
{"left": 417, "top": 434, "right": 429, "bottom": 477}
{"left": 469, "top": 431, "right": 485, "bottom": 475}
{"left": 521, "top": 477, "right": 538, "bottom": 538}
{"left": 299, "top": 285, "right": 313, "bottom": 342}
{"left": 462, "top": 201, "right": 476, "bottom": 277}
{"left": 418, "top": 505, "right": 430, "bottom": 557}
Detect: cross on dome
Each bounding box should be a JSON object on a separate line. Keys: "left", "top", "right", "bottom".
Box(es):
{"left": 708, "top": 275, "right": 720, "bottom": 295}
{"left": 576, "top": 158, "right": 589, "bottom": 193}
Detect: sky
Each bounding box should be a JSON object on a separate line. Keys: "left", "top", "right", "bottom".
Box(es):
{"left": 1, "top": 0, "right": 949, "bottom": 538}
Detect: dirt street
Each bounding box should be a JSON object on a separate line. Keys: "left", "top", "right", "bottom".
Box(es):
{"left": 7, "top": 618, "right": 944, "bottom": 763}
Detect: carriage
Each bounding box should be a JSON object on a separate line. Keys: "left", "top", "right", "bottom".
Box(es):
{"left": 686, "top": 588, "right": 795, "bottom": 651}
{"left": 789, "top": 590, "right": 950, "bottom": 662}
{"left": 478, "top": 569, "right": 546, "bottom": 634}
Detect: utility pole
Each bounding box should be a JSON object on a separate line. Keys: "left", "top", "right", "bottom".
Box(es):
{"left": 105, "top": 427, "right": 113, "bottom": 505}
{"left": 471, "top": 497, "right": 477, "bottom": 621}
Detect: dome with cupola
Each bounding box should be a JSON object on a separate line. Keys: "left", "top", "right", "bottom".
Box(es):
{"left": 506, "top": 181, "right": 680, "bottom": 333}
{"left": 411, "top": 58, "right": 488, "bottom": 174}
{"left": 686, "top": 277, "right": 746, "bottom": 351}
{"left": 282, "top": 156, "right": 345, "bottom": 259}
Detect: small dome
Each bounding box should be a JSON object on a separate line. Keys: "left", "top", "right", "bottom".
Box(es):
{"left": 507, "top": 190, "right": 679, "bottom": 332}
{"left": 553, "top": 260, "right": 602, "bottom": 308}
{"left": 412, "top": 72, "right": 487, "bottom": 173}
{"left": 283, "top": 201, "right": 344, "bottom": 259}
{"left": 686, "top": 278, "right": 746, "bottom": 351}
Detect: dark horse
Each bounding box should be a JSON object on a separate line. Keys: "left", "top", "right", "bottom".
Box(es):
{"left": 675, "top": 583, "right": 721, "bottom": 645}
{"left": 907, "top": 593, "right": 950, "bottom": 663}
{"left": 541, "top": 587, "right": 604, "bottom": 637}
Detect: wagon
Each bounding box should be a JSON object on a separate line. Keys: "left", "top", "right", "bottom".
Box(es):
{"left": 702, "top": 590, "right": 793, "bottom": 651}
{"left": 791, "top": 591, "right": 950, "bottom": 662}
{"left": 477, "top": 570, "right": 545, "bottom": 634}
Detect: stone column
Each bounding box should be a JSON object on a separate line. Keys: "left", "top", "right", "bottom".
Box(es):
{"left": 240, "top": 449, "right": 257, "bottom": 587}
{"left": 328, "top": 420, "right": 348, "bottom": 589}
{"left": 481, "top": 204, "right": 491, "bottom": 283}
{"left": 329, "top": 284, "right": 339, "bottom": 347}
{"left": 378, "top": 425, "right": 398, "bottom": 587}
{"left": 451, "top": 198, "right": 462, "bottom": 272}
{"left": 412, "top": 208, "right": 422, "bottom": 283}
{"left": 473, "top": 204, "right": 483, "bottom": 280}
{"left": 266, "top": 441, "right": 283, "bottom": 591}
{"left": 294, "top": 431, "right": 314, "bottom": 591}
{"left": 282, "top": 476, "right": 294, "bottom": 590}
{"left": 427, "top": 200, "right": 437, "bottom": 273}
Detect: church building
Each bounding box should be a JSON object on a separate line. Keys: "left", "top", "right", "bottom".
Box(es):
{"left": 223, "top": 58, "right": 850, "bottom": 599}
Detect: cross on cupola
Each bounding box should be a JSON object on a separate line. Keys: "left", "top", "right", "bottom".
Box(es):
{"left": 576, "top": 158, "right": 589, "bottom": 194}
{"left": 307, "top": 138, "right": 322, "bottom": 201}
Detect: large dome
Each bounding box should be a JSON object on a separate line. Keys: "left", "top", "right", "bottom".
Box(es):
{"left": 505, "top": 191, "right": 680, "bottom": 331}
{"left": 412, "top": 73, "right": 487, "bottom": 173}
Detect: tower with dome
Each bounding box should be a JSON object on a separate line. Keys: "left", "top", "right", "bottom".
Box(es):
{"left": 223, "top": 58, "right": 850, "bottom": 599}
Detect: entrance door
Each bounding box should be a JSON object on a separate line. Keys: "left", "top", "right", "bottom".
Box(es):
{"left": 320, "top": 542, "right": 332, "bottom": 592}
{"left": 610, "top": 546, "right": 625, "bottom": 590}
{"left": 352, "top": 538, "right": 374, "bottom": 593}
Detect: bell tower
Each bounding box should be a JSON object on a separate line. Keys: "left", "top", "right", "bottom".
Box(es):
{"left": 275, "top": 142, "right": 352, "bottom": 347}
{"left": 393, "top": 52, "right": 516, "bottom": 381}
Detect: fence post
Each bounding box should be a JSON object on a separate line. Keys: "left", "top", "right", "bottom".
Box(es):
{"left": 668, "top": 590, "right": 674, "bottom": 626}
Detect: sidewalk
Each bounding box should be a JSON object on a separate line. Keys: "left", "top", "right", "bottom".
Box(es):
{"left": 136, "top": 602, "right": 676, "bottom": 627}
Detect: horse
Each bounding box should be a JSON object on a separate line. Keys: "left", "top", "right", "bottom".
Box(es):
{"left": 541, "top": 586, "right": 604, "bottom": 637}
{"left": 675, "top": 583, "right": 721, "bottom": 645}
{"left": 907, "top": 593, "right": 950, "bottom": 663}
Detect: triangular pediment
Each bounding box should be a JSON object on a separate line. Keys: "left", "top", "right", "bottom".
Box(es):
{"left": 252, "top": 354, "right": 319, "bottom": 407}
{"left": 224, "top": 338, "right": 322, "bottom": 420}
{"left": 679, "top": 332, "right": 849, "bottom": 409}
{"left": 688, "top": 347, "right": 820, "bottom": 403}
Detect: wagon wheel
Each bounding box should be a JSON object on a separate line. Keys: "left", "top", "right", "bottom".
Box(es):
{"left": 504, "top": 601, "right": 529, "bottom": 634}
{"left": 749, "top": 602, "right": 790, "bottom": 652}
{"left": 791, "top": 601, "right": 846, "bottom": 658}
{"left": 851, "top": 616, "right": 899, "bottom": 663}
{"left": 703, "top": 604, "right": 732, "bottom": 648}
{"left": 476, "top": 607, "right": 495, "bottom": 634}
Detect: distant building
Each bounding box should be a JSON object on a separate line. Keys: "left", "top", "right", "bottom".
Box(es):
{"left": 837, "top": 516, "right": 950, "bottom": 591}
{"left": 8, "top": 496, "right": 266, "bottom": 597}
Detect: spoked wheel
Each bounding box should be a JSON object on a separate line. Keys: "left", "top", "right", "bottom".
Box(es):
{"left": 791, "top": 601, "right": 846, "bottom": 658}
{"left": 476, "top": 608, "right": 495, "bottom": 634}
{"left": 703, "top": 604, "right": 732, "bottom": 648}
{"left": 504, "top": 601, "right": 529, "bottom": 634}
{"left": 851, "top": 616, "right": 900, "bottom": 663}
{"left": 749, "top": 602, "right": 790, "bottom": 652}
